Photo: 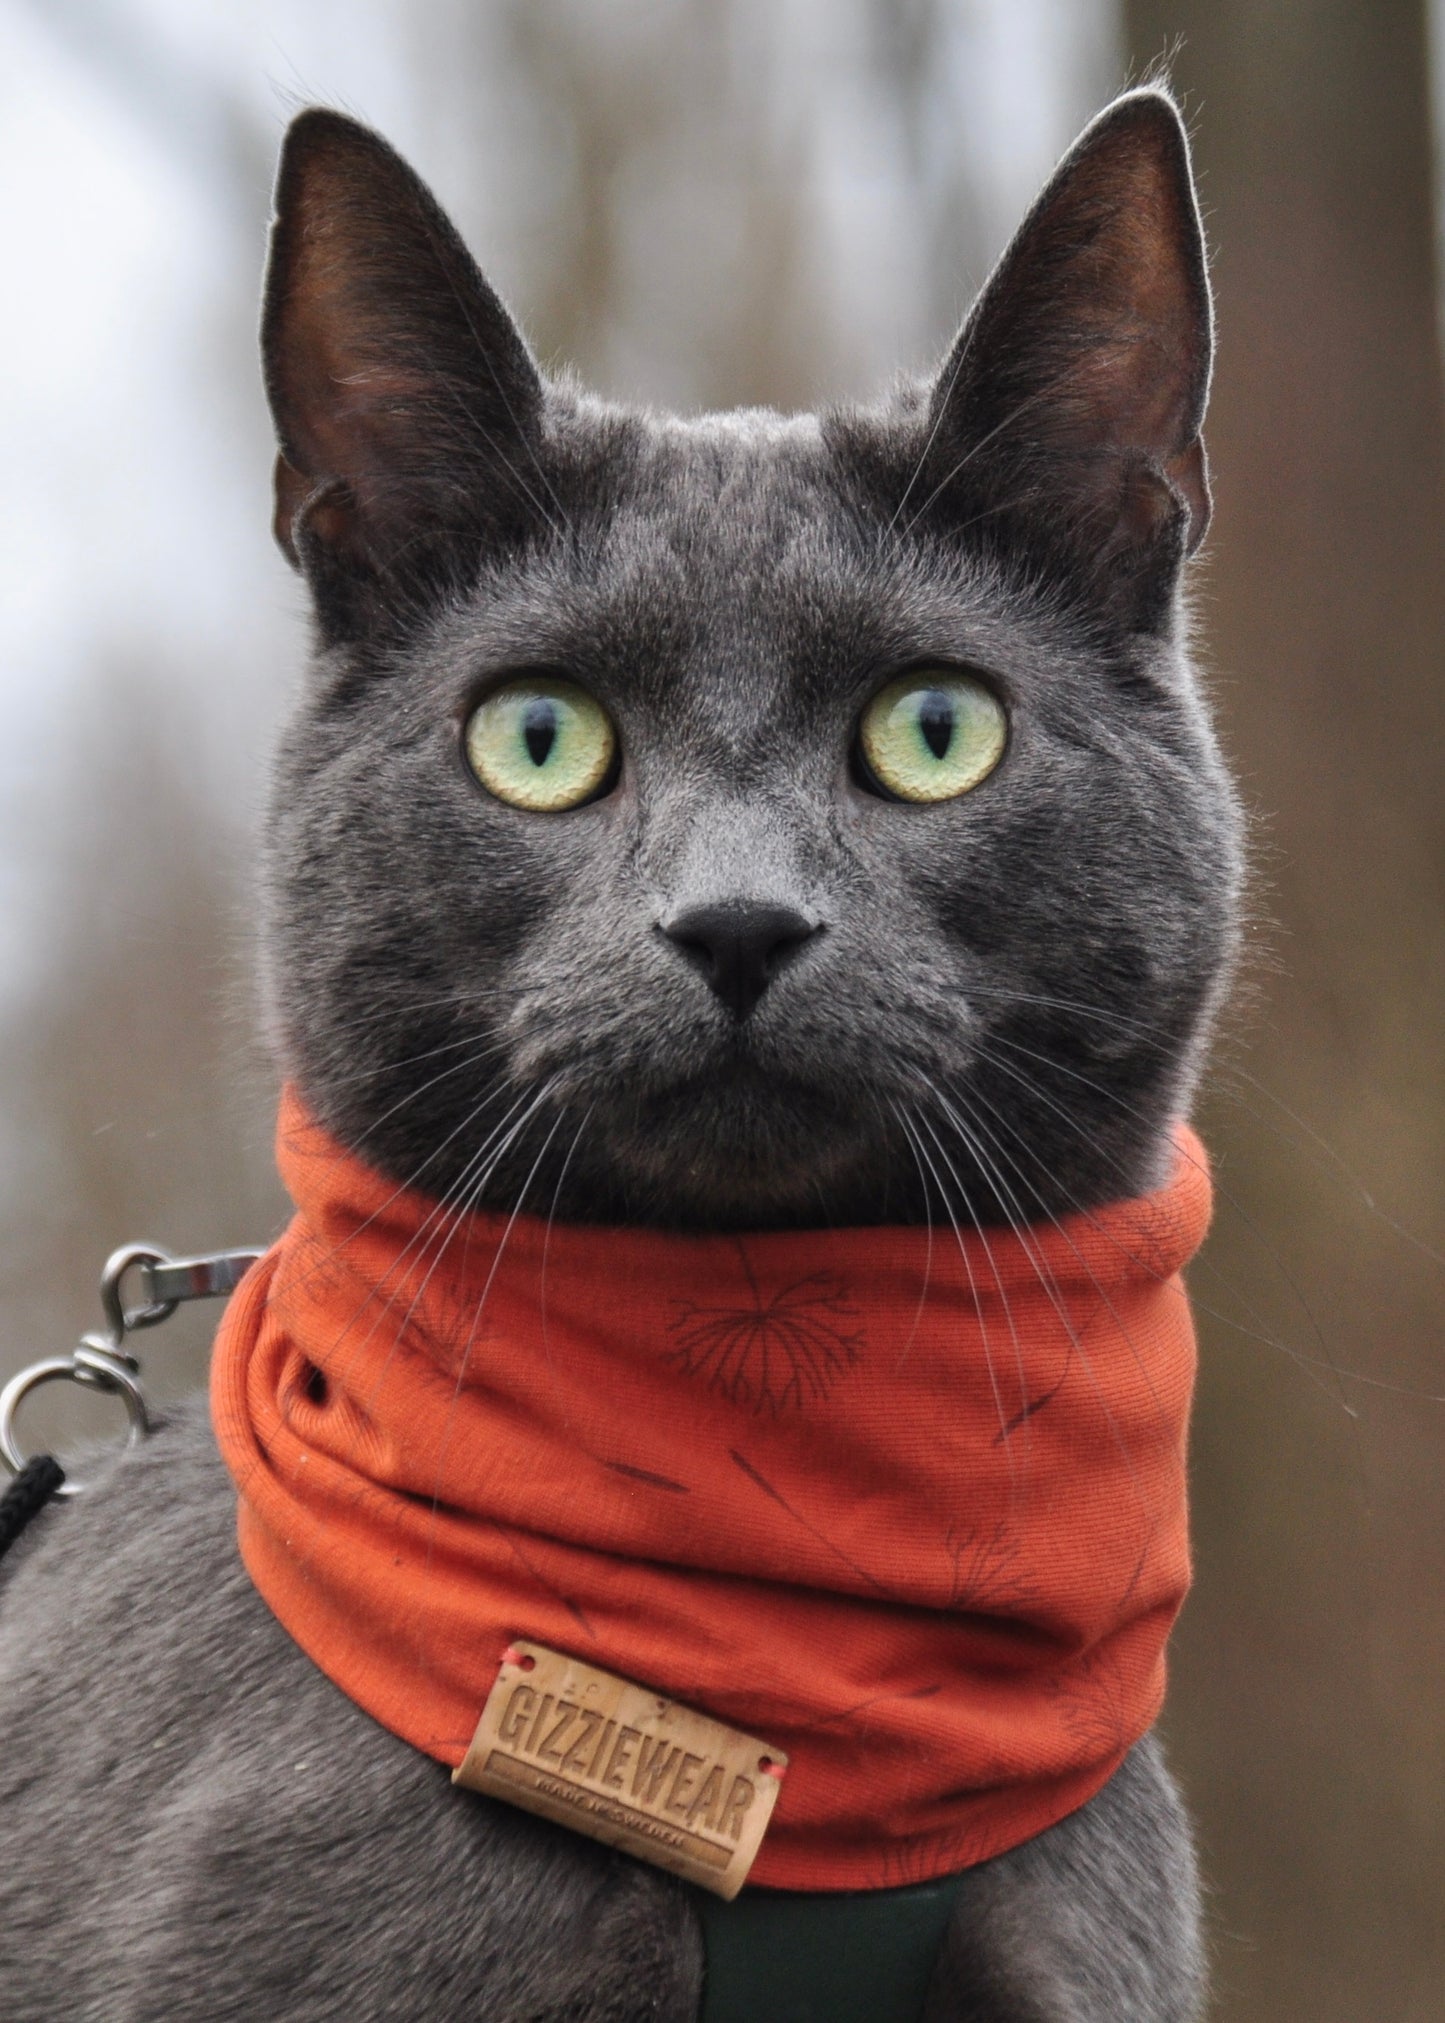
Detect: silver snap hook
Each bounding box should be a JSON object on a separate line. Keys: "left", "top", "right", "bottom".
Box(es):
{"left": 1, "top": 1240, "right": 261, "bottom": 1496}
{"left": 99, "top": 1242, "right": 177, "bottom": 1342}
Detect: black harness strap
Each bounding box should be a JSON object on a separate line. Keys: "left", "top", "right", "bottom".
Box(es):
{"left": 696, "top": 1870, "right": 967, "bottom": 2023}
{"left": 0, "top": 1454, "right": 64, "bottom": 1564}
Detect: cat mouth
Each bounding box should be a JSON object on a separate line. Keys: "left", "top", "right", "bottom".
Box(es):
{"left": 583, "top": 1065, "right": 879, "bottom": 1221}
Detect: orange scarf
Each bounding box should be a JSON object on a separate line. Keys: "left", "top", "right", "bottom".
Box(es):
{"left": 212, "top": 1090, "right": 1208, "bottom": 1890}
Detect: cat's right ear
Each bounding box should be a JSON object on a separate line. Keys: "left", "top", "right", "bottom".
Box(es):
{"left": 262, "top": 110, "right": 547, "bottom": 642}
{"left": 915, "top": 90, "right": 1212, "bottom": 634}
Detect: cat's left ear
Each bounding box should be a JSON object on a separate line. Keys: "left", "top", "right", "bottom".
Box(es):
{"left": 262, "top": 109, "right": 547, "bottom": 642}
{"left": 919, "top": 89, "right": 1212, "bottom": 632}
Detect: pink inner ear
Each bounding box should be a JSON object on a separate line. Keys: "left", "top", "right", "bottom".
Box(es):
{"left": 265, "top": 121, "right": 457, "bottom": 494}
{"left": 277, "top": 266, "right": 449, "bottom": 524}
{"left": 279, "top": 265, "right": 405, "bottom": 487}
{"left": 1047, "top": 134, "right": 1207, "bottom": 466}
{"left": 1062, "top": 319, "right": 1202, "bottom": 478}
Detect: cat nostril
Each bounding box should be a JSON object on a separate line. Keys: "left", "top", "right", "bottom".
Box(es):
{"left": 659, "top": 901, "right": 822, "bottom": 1020}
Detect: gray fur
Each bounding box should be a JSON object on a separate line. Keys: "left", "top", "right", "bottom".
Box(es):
{"left": 923, "top": 1740, "right": 1206, "bottom": 2022}
{"left": 3, "top": 88, "right": 1231, "bottom": 2018}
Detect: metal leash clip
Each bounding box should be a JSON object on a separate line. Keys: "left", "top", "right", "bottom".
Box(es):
{"left": 0, "top": 1242, "right": 263, "bottom": 1497}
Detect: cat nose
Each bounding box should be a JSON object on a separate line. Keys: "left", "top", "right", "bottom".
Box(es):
{"left": 659, "top": 901, "right": 822, "bottom": 1020}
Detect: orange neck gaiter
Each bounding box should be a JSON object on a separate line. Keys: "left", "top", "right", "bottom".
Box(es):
{"left": 212, "top": 1089, "right": 1208, "bottom": 1891}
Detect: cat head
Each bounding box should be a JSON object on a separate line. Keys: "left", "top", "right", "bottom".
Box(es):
{"left": 259, "top": 90, "right": 1241, "bottom": 1231}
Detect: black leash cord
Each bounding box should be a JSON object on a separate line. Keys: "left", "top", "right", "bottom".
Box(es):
{"left": 0, "top": 1454, "right": 65, "bottom": 1562}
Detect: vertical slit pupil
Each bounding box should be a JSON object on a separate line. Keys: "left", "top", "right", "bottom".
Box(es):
{"left": 523, "top": 698, "right": 559, "bottom": 768}
{"left": 918, "top": 692, "right": 954, "bottom": 761}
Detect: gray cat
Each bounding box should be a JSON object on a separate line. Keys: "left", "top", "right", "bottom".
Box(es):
{"left": 0, "top": 86, "right": 1238, "bottom": 2021}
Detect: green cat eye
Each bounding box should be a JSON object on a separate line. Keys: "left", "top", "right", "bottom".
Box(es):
{"left": 857, "top": 670, "right": 1007, "bottom": 804}
{"left": 464, "top": 676, "right": 618, "bottom": 812}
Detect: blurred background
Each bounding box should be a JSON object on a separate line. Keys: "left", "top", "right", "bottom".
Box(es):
{"left": 1, "top": 1, "right": 1442, "bottom": 2015}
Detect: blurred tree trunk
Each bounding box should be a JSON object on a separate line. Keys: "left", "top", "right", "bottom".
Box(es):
{"left": 1124, "top": 3, "right": 1445, "bottom": 2019}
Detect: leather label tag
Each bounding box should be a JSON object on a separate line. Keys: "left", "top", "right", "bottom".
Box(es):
{"left": 452, "top": 1640, "right": 787, "bottom": 1899}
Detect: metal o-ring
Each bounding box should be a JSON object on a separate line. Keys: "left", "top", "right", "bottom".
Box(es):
{"left": 0, "top": 1356, "right": 149, "bottom": 1499}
